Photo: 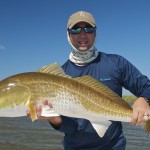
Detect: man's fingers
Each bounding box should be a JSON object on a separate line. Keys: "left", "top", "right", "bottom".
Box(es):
{"left": 26, "top": 99, "right": 53, "bottom": 120}
{"left": 43, "top": 98, "right": 53, "bottom": 108}
{"left": 137, "top": 112, "right": 144, "bottom": 125}
{"left": 143, "top": 115, "right": 149, "bottom": 121}
{"left": 36, "top": 104, "right": 42, "bottom": 118}
{"left": 130, "top": 110, "right": 138, "bottom": 125}
{"left": 131, "top": 111, "right": 150, "bottom": 126}
{"left": 43, "top": 98, "right": 49, "bottom": 105}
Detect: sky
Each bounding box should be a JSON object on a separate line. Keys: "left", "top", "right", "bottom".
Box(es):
{"left": 0, "top": 0, "right": 150, "bottom": 95}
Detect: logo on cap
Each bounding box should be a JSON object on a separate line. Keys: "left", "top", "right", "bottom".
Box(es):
{"left": 80, "top": 11, "right": 85, "bottom": 17}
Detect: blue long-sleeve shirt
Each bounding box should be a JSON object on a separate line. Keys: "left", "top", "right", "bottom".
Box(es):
{"left": 52, "top": 52, "right": 150, "bottom": 150}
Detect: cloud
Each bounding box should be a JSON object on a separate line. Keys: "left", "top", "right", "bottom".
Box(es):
{"left": 0, "top": 44, "right": 5, "bottom": 50}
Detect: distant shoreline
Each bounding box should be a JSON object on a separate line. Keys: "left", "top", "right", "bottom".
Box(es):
{"left": 123, "top": 95, "right": 136, "bottom": 103}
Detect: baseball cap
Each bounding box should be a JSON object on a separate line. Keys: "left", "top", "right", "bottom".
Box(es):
{"left": 67, "top": 11, "right": 96, "bottom": 29}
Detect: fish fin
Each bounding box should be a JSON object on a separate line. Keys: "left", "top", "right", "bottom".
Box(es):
{"left": 143, "top": 120, "right": 150, "bottom": 138}
{"left": 0, "top": 85, "right": 31, "bottom": 117}
{"left": 74, "top": 76, "right": 128, "bottom": 104}
{"left": 27, "top": 100, "right": 37, "bottom": 121}
{"left": 91, "top": 120, "right": 112, "bottom": 137}
{"left": 37, "top": 63, "right": 71, "bottom": 78}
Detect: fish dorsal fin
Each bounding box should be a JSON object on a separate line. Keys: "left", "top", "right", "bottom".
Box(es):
{"left": 74, "top": 76, "right": 123, "bottom": 102}
{"left": 37, "top": 63, "right": 70, "bottom": 78}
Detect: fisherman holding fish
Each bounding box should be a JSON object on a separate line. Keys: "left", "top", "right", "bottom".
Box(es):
{"left": 1, "top": 10, "right": 149, "bottom": 150}
{"left": 29, "top": 11, "right": 150, "bottom": 150}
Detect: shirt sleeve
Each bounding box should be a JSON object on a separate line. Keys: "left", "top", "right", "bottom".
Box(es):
{"left": 50, "top": 115, "right": 78, "bottom": 134}
{"left": 118, "top": 56, "right": 150, "bottom": 100}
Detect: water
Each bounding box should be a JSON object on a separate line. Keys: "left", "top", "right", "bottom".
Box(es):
{"left": 0, "top": 117, "right": 63, "bottom": 150}
{"left": 0, "top": 117, "right": 150, "bottom": 150}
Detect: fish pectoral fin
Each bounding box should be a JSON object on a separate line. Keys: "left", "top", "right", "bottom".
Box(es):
{"left": 91, "top": 120, "right": 112, "bottom": 137}
{"left": 41, "top": 105, "right": 60, "bottom": 117}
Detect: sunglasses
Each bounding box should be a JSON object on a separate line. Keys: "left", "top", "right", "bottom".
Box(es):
{"left": 68, "top": 26, "right": 96, "bottom": 34}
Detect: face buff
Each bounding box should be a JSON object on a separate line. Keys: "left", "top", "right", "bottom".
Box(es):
{"left": 67, "top": 32, "right": 98, "bottom": 65}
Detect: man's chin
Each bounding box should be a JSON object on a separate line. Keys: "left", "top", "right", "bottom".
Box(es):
{"left": 78, "top": 47, "right": 88, "bottom": 51}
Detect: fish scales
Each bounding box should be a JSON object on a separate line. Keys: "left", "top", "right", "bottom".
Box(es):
{"left": 64, "top": 79, "right": 133, "bottom": 119}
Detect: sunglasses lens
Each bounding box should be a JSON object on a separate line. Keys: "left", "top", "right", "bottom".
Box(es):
{"left": 84, "top": 27, "right": 95, "bottom": 33}
{"left": 70, "top": 28, "right": 81, "bottom": 34}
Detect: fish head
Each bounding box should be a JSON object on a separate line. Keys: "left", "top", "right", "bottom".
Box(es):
{"left": 0, "top": 82, "right": 37, "bottom": 120}
{"left": 0, "top": 83, "right": 31, "bottom": 106}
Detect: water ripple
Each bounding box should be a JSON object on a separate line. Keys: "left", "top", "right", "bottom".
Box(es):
{"left": 0, "top": 117, "right": 150, "bottom": 150}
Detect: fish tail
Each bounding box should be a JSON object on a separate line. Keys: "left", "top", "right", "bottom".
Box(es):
{"left": 143, "top": 120, "right": 150, "bottom": 137}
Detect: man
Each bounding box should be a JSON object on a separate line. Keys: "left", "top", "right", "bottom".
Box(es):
{"left": 30, "top": 11, "right": 150, "bottom": 149}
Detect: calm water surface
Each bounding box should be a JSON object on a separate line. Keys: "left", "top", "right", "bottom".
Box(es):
{"left": 0, "top": 117, "right": 150, "bottom": 150}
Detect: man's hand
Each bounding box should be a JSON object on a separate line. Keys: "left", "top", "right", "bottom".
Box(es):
{"left": 130, "top": 97, "right": 150, "bottom": 126}
{"left": 27, "top": 99, "right": 62, "bottom": 128}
